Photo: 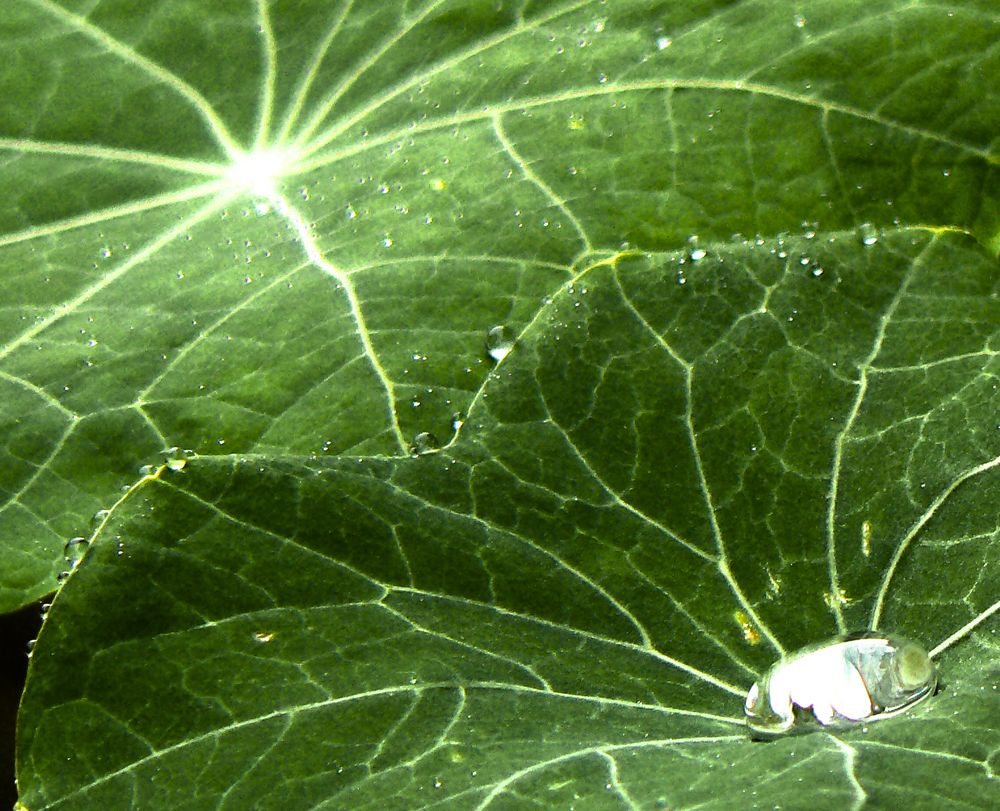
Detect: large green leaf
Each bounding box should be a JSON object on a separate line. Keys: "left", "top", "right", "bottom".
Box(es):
{"left": 6, "top": 0, "right": 1000, "bottom": 808}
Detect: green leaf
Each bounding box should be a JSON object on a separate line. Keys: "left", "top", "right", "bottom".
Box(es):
{"left": 7, "top": 0, "right": 1000, "bottom": 808}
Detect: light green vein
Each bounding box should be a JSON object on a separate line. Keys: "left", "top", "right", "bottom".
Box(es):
{"left": 0, "top": 179, "right": 227, "bottom": 249}
{"left": 928, "top": 599, "right": 1000, "bottom": 659}
{"left": 391, "top": 587, "right": 746, "bottom": 698}
{"left": 295, "top": 77, "right": 994, "bottom": 174}
{"left": 612, "top": 270, "right": 786, "bottom": 657}
{"left": 829, "top": 738, "right": 867, "bottom": 811}
{"left": 273, "top": 0, "right": 354, "bottom": 144}
{"left": 271, "top": 193, "right": 408, "bottom": 454}
{"left": 870, "top": 454, "right": 1000, "bottom": 630}
{"left": 385, "top": 471, "right": 657, "bottom": 649}
{"left": 550, "top": 419, "right": 715, "bottom": 563}
{"left": 829, "top": 241, "right": 931, "bottom": 634}
{"left": 294, "top": 0, "right": 594, "bottom": 159}
{"left": 491, "top": 112, "right": 592, "bottom": 251}
{"left": 0, "top": 370, "right": 76, "bottom": 420}
{"left": 0, "top": 137, "right": 227, "bottom": 177}
{"left": 289, "top": 0, "right": 451, "bottom": 149}
{"left": 46, "top": 682, "right": 741, "bottom": 810}
{"left": 26, "top": 0, "right": 243, "bottom": 158}
{"left": 0, "top": 419, "right": 76, "bottom": 520}
{"left": 0, "top": 194, "right": 230, "bottom": 362}
{"left": 135, "top": 257, "right": 311, "bottom": 403}
{"left": 470, "top": 736, "right": 744, "bottom": 811}
{"left": 253, "top": 0, "right": 278, "bottom": 149}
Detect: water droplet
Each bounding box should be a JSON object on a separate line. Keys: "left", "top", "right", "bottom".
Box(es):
{"left": 656, "top": 35, "right": 672, "bottom": 50}
{"left": 381, "top": 236, "right": 394, "bottom": 248}
{"left": 409, "top": 432, "right": 439, "bottom": 456}
{"left": 451, "top": 412, "right": 465, "bottom": 431}
{"left": 794, "top": 13, "right": 806, "bottom": 28}
{"left": 91, "top": 509, "right": 111, "bottom": 527}
{"left": 485, "top": 325, "right": 514, "bottom": 362}
{"left": 138, "top": 463, "right": 157, "bottom": 476}
{"left": 857, "top": 223, "right": 879, "bottom": 245}
{"left": 25, "top": 639, "right": 35, "bottom": 655}
{"left": 746, "top": 634, "right": 935, "bottom": 738}
{"left": 689, "top": 248, "right": 707, "bottom": 261}
{"left": 63, "top": 536, "right": 88, "bottom": 568}
{"left": 163, "top": 446, "right": 193, "bottom": 471}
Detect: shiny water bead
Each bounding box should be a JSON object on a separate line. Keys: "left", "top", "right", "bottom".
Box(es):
{"left": 744, "top": 633, "right": 936, "bottom": 738}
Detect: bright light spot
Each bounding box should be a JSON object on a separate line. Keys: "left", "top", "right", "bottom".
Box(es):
{"left": 226, "top": 146, "right": 294, "bottom": 199}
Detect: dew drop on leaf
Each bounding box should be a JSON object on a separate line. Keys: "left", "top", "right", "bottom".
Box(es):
{"left": 163, "top": 446, "right": 194, "bottom": 471}
{"left": 63, "top": 536, "right": 88, "bottom": 568}
{"left": 745, "top": 633, "right": 936, "bottom": 738}
{"left": 485, "top": 325, "right": 514, "bottom": 362}
{"left": 857, "top": 222, "right": 880, "bottom": 245}
{"left": 409, "top": 432, "right": 439, "bottom": 456}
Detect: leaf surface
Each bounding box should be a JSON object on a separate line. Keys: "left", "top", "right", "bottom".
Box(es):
{"left": 7, "top": 0, "right": 1000, "bottom": 808}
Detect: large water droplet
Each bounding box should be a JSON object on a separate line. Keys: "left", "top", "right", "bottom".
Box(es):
{"left": 485, "top": 325, "right": 514, "bottom": 362}
{"left": 409, "top": 432, "right": 439, "bottom": 456}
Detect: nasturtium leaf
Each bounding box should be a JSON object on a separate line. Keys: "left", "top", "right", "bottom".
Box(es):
{"left": 4, "top": 0, "right": 999, "bottom": 808}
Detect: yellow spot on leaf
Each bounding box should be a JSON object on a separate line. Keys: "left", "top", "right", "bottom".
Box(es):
{"left": 734, "top": 610, "right": 761, "bottom": 645}
{"left": 432, "top": 178, "right": 446, "bottom": 190}
{"left": 824, "top": 589, "right": 851, "bottom": 609}
{"left": 253, "top": 631, "right": 275, "bottom": 643}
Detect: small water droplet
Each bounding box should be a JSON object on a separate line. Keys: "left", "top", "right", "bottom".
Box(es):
{"left": 794, "top": 13, "right": 806, "bottom": 28}
{"left": 409, "top": 432, "right": 439, "bottom": 456}
{"left": 63, "top": 536, "right": 88, "bottom": 568}
{"left": 857, "top": 223, "right": 879, "bottom": 245}
{"left": 138, "top": 463, "right": 157, "bottom": 476}
{"left": 163, "top": 446, "right": 193, "bottom": 471}
{"left": 451, "top": 412, "right": 465, "bottom": 431}
{"left": 91, "top": 509, "right": 111, "bottom": 527}
{"left": 656, "top": 35, "right": 672, "bottom": 50}
{"left": 485, "top": 325, "right": 514, "bottom": 362}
